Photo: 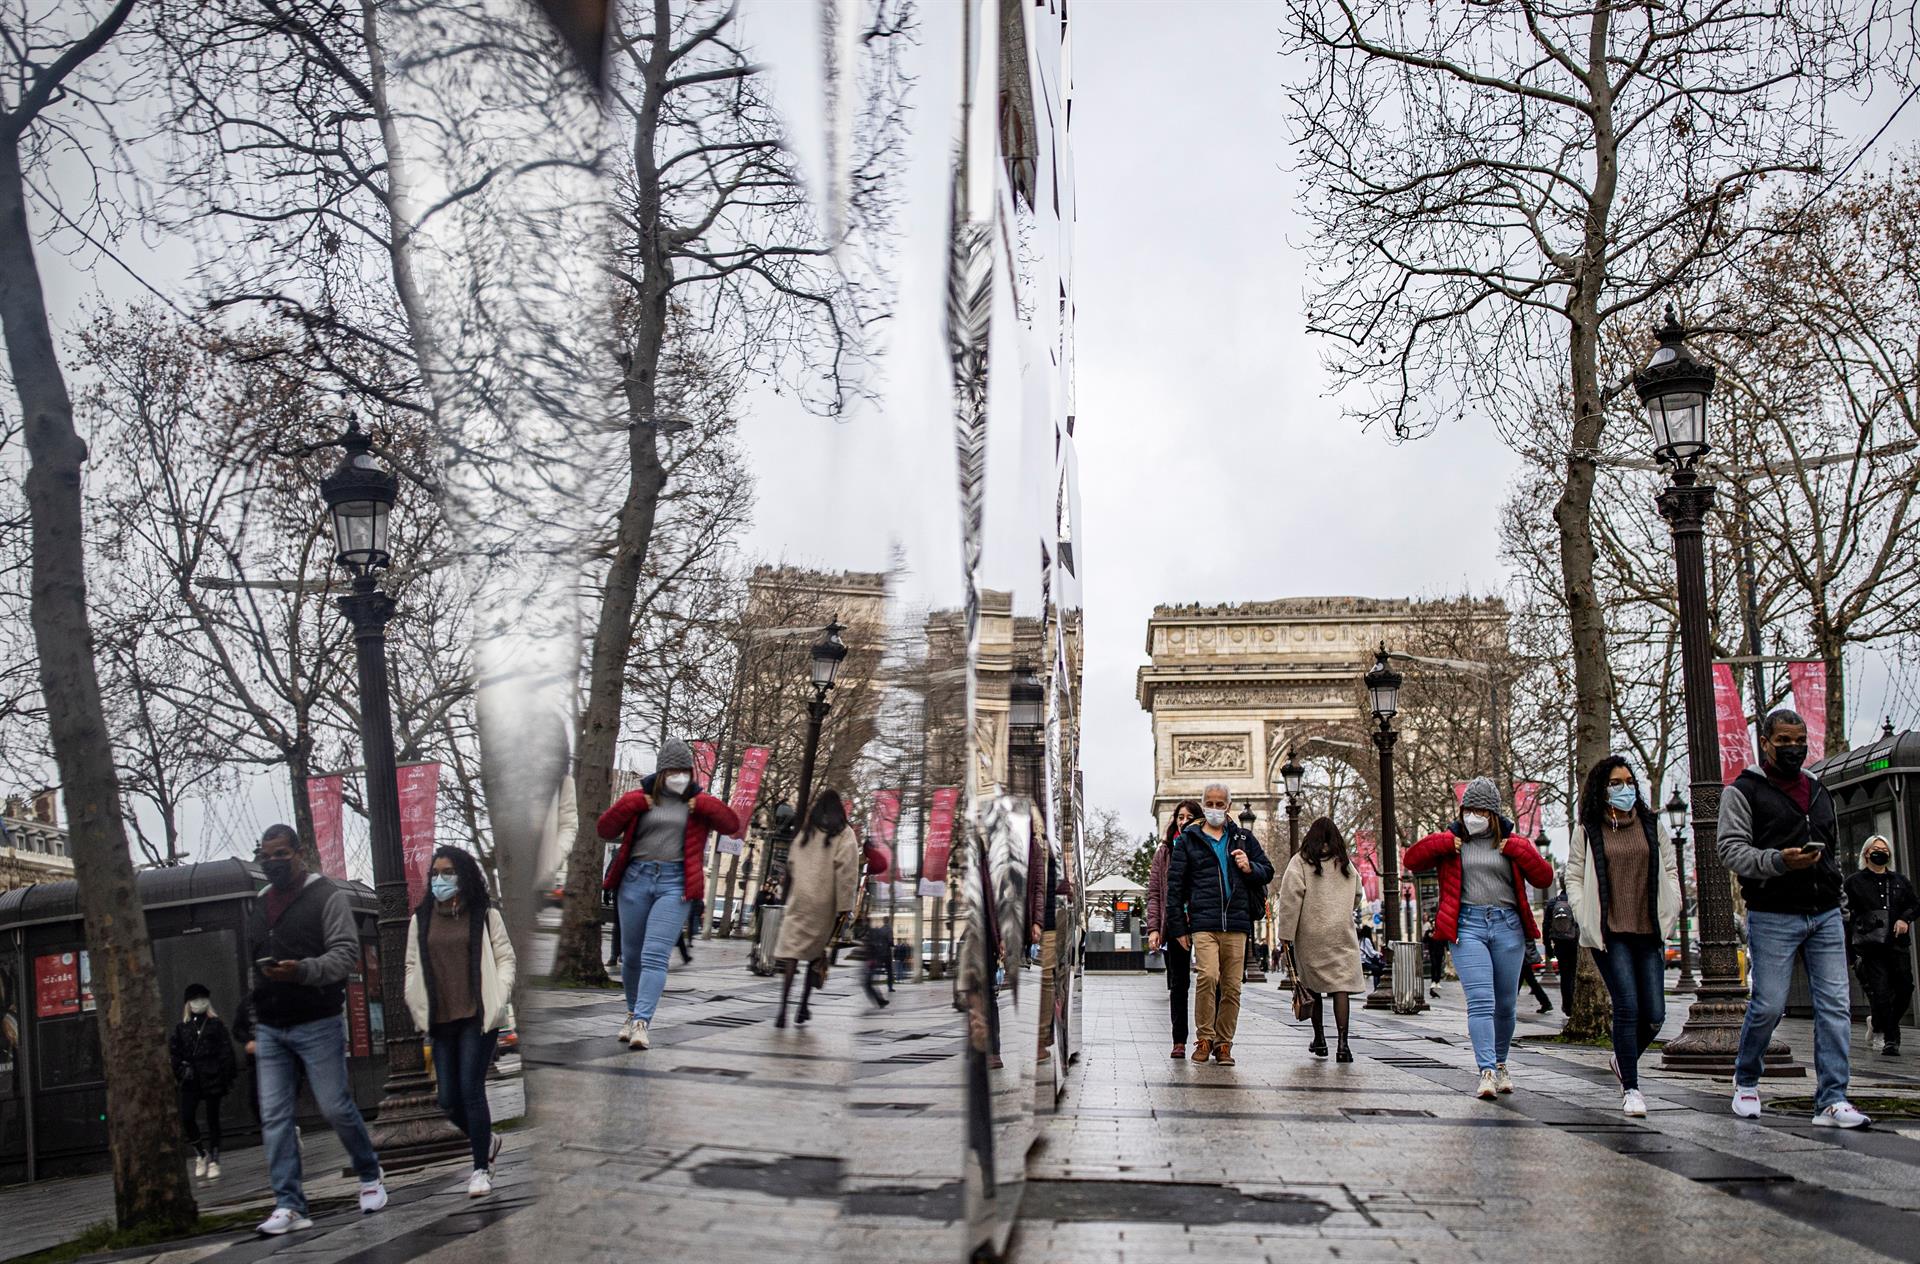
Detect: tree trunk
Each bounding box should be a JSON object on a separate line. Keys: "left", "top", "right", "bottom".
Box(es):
{"left": 285, "top": 730, "right": 319, "bottom": 867}
{"left": 553, "top": 14, "right": 676, "bottom": 983}
{"left": 0, "top": 138, "right": 197, "bottom": 1231}
{"left": 1813, "top": 619, "right": 1848, "bottom": 755}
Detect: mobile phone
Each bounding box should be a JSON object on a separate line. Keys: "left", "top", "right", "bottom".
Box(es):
{"left": 1801, "top": 842, "right": 1825, "bottom": 854}
{"left": 255, "top": 957, "right": 278, "bottom": 972}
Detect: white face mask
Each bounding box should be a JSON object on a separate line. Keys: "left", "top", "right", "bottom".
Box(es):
{"left": 1203, "top": 807, "right": 1228, "bottom": 828}
{"left": 1463, "top": 812, "right": 1491, "bottom": 837}
{"left": 663, "top": 773, "right": 692, "bottom": 796}
{"left": 188, "top": 999, "right": 210, "bottom": 1016}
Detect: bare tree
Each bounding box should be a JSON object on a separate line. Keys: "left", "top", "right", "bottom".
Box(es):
{"left": 1285, "top": 0, "right": 1885, "bottom": 774}
{"left": 0, "top": 0, "right": 196, "bottom": 1228}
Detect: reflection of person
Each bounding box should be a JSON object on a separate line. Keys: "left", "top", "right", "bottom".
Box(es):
{"left": 1845, "top": 835, "right": 1917, "bottom": 1057}
{"left": 1275, "top": 818, "right": 1367, "bottom": 1062}
{"left": 1719, "top": 709, "right": 1867, "bottom": 1127}
{"left": 248, "top": 824, "right": 386, "bottom": 1235}
{"left": 1147, "top": 800, "right": 1202, "bottom": 1059}
{"left": 0, "top": 967, "right": 17, "bottom": 1075}
{"left": 773, "top": 790, "right": 859, "bottom": 1028}
{"left": 1027, "top": 806, "right": 1064, "bottom": 1064}
{"left": 405, "top": 846, "right": 516, "bottom": 1199}
{"left": 1404, "top": 778, "right": 1554, "bottom": 1101}
{"left": 1566, "top": 756, "right": 1680, "bottom": 1118}
{"left": 170, "top": 984, "right": 236, "bottom": 1180}
{"left": 598, "top": 739, "right": 742, "bottom": 1050}
{"left": 1165, "top": 782, "right": 1275, "bottom": 1068}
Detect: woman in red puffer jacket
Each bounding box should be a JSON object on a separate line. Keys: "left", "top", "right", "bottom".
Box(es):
{"left": 1403, "top": 776, "right": 1553, "bottom": 1100}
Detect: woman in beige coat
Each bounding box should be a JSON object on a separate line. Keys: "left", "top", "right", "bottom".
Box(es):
{"left": 1275, "top": 817, "right": 1368, "bottom": 1063}
{"left": 774, "top": 789, "right": 860, "bottom": 1028}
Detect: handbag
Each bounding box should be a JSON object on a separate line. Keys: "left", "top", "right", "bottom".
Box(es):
{"left": 1284, "top": 946, "right": 1313, "bottom": 1021}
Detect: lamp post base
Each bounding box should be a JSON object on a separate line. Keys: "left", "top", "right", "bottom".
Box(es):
{"left": 363, "top": 1071, "right": 473, "bottom": 1173}
{"left": 1658, "top": 995, "right": 1802, "bottom": 1077}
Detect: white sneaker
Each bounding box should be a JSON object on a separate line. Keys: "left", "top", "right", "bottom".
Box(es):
{"left": 1622, "top": 1089, "right": 1648, "bottom": 1118}
{"left": 1475, "top": 1069, "right": 1498, "bottom": 1099}
{"left": 256, "top": 1208, "right": 313, "bottom": 1236}
{"left": 1494, "top": 1064, "right": 1514, "bottom": 1095}
{"left": 193, "top": 1153, "right": 208, "bottom": 1178}
{"left": 627, "top": 1019, "right": 650, "bottom": 1050}
{"left": 1731, "top": 1085, "right": 1762, "bottom": 1119}
{"left": 359, "top": 1170, "right": 389, "bottom": 1213}
{"left": 1814, "top": 1101, "right": 1871, "bottom": 1129}
{"left": 617, "top": 1017, "right": 635, "bottom": 1042}
{"left": 468, "top": 1167, "right": 493, "bottom": 1198}
{"left": 206, "top": 1159, "right": 222, "bottom": 1180}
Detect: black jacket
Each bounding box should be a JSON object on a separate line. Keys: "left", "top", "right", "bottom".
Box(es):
{"left": 170, "top": 1013, "right": 237, "bottom": 1095}
{"left": 1845, "top": 867, "right": 1920, "bottom": 952}
{"left": 1165, "top": 821, "right": 1274, "bottom": 939}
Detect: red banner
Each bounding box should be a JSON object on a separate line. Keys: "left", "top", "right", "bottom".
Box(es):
{"left": 692, "top": 741, "right": 718, "bottom": 788}
{"left": 34, "top": 952, "right": 80, "bottom": 1019}
{"left": 1712, "top": 663, "right": 1754, "bottom": 784}
{"left": 1452, "top": 781, "right": 1468, "bottom": 804}
{"left": 1514, "top": 781, "right": 1542, "bottom": 841}
{"left": 1788, "top": 661, "right": 1828, "bottom": 760}
{"left": 922, "top": 787, "right": 960, "bottom": 888}
{"left": 308, "top": 774, "right": 347, "bottom": 879}
{"left": 397, "top": 762, "right": 440, "bottom": 906}
{"left": 1353, "top": 831, "right": 1381, "bottom": 902}
{"left": 864, "top": 789, "right": 901, "bottom": 881}
{"left": 719, "top": 745, "right": 770, "bottom": 855}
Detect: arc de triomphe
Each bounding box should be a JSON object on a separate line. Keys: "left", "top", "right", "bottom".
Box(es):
{"left": 1136, "top": 597, "right": 1504, "bottom": 854}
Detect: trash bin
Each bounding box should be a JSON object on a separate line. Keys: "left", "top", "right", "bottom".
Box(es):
{"left": 751, "top": 908, "right": 784, "bottom": 975}
{"left": 1391, "top": 940, "right": 1424, "bottom": 1013}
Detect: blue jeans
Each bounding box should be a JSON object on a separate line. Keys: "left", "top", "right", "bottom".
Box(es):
{"left": 1737, "top": 907, "right": 1852, "bottom": 1107}
{"left": 619, "top": 860, "right": 690, "bottom": 1023}
{"left": 1589, "top": 933, "right": 1666, "bottom": 1090}
{"left": 430, "top": 1016, "right": 499, "bottom": 1170}
{"left": 256, "top": 1016, "right": 381, "bottom": 1213}
{"left": 1452, "top": 905, "right": 1525, "bottom": 1072}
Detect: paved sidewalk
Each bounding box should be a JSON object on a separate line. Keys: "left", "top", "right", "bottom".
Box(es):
{"left": 1015, "top": 972, "right": 1920, "bottom": 1263}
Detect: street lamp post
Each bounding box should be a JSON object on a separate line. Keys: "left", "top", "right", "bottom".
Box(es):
{"left": 753, "top": 622, "right": 847, "bottom": 949}
{"left": 318, "top": 420, "right": 465, "bottom": 1168}
{"left": 1239, "top": 803, "right": 1267, "bottom": 982}
{"left": 1008, "top": 660, "right": 1046, "bottom": 799}
{"left": 1363, "top": 647, "right": 1406, "bottom": 1012}
{"left": 1277, "top": 749, "right": 1304, "bottom": 989}
{"left": 1667, "top": 786, "right": 1697, "bottom": 994}
{"left": 1637, "top": 311, "right": 1791, "bottom": 1075}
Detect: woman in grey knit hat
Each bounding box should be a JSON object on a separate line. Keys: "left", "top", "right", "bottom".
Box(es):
{"left": 1403, "top": 776, "right": 1555, "bottom": 1099}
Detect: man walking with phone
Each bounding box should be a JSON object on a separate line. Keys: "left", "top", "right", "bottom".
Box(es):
{"left": 248, "top": 825, "right": 388, "bottom": 1234}
{"left": 1718, "top": 710, "right": 1869, "bottom": 1127}
{"left": 1165, "top": 782, "right": 1274, "bottom": 1067}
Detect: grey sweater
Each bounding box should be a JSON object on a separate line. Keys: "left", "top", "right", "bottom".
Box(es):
{"left": 1715, "top": 784, "right": 1787, "bottom": 879}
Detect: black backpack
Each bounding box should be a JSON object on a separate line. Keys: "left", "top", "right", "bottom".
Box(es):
{"left": 1544, "top": 886, "right": 1578, "bottom": 942}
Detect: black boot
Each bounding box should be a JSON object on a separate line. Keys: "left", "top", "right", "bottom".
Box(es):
{"left": 1336, "top": 1039, "right": 1353, "bottom": 1063}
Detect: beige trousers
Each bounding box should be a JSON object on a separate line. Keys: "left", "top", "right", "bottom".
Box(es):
{"left": 1036, "top": 929, "right": 1057, "bottom": 1054}
{"left": 1193, "top": 931, "right": 1247, "bottom": 1044}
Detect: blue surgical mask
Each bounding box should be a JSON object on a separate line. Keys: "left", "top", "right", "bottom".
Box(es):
{"left": 430, "top": 875, "right": 459, "bottom": 903}
{"left": 1606, "top": 785, "right": 1636, "bottom": 812}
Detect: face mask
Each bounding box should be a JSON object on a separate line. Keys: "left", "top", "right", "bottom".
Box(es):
{"left": 261, "top": 857, "right": 297, "bottom": 889}
{"left": 1463, "top": 812, "right": 1491, "bottom": 837}
{"left": 431, "top": 875, "right": 459, "bottom": 902}
{"left": 1203, "top": 807, "right": 1227, "bottom": 828}
{"left": 1771, "top": 744, "right": 1808, "bottom": 774}
{"left": 1868, "top": 850, "right": 1891, "bottom": 867}
{"left": 663, "top": 773, "right": 692, "bottom": 796}
{"left": 1606, "top": 785, "right": 1637, "bottom": 812}
{"left": 188, "top": 999, "right": 210, "bottom": 1015}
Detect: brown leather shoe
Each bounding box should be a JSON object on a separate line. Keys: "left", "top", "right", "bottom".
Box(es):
{"left": 1192, "top": 1038, "right": 1213, "bottom": 1063}
{"left": 1170, "top": 1043, "right": 1186, "bottom": 1059}
{"left": 1213, "top": 1041, "right": 1236, "bottom": 1066}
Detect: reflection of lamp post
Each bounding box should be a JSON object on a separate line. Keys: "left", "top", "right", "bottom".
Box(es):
{"left": 1239, "top": 803, "right": 1267, "bottom": 982}
{"left": 1008, "top": 659, "right": 1046, "bottom": 799}
{"left": 754, "top": 623, "right": 846, "bottom": 947}
{"left": 319, "top": 420, "right": 463, "bottom": 1166}
{"left": 1363, "top": 646, "right": 1405, "bottom": 1012}
{"left": 1667, "top": 785, "right": 1697, "bottom": 994}
{"left": 1637, "top": 311, "right": 1788, "bottom": 1075}
{"left": 1278, "top": 749, "right": 1304, "bottom": 988}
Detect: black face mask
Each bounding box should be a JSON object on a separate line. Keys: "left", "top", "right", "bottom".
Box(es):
{"left": 261, "top": 858, "right": 299, "bottom": 889}
{"left": 1771, "top": 744, "right": 1809, "bottom": 774}
{"left": 1868, "top": 851, "right": 1891, "bottom": 867}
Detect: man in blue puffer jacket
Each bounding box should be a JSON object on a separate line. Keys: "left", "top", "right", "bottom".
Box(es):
{"left": 1167, "top": 782, "right": 1275, "bottom": 1067}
